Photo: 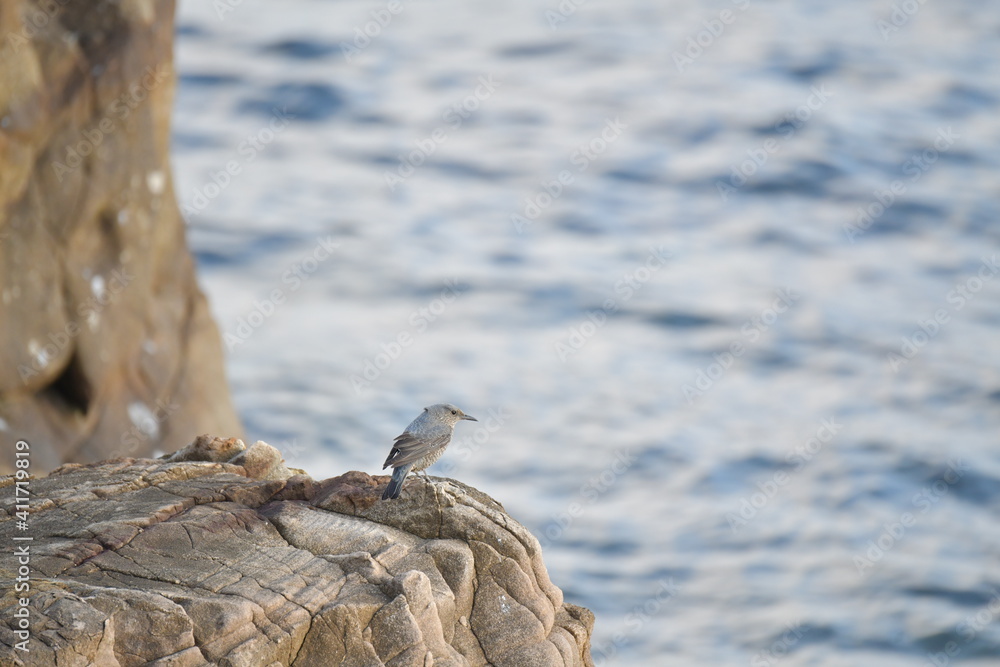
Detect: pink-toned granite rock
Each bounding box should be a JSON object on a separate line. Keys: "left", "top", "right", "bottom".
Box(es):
{"left": 0, "top": 438, "right": 595, "bottom": 666}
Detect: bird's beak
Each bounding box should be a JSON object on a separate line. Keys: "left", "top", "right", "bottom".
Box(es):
{"left": 461, "top": 414, "right": 478, "bottom": 421}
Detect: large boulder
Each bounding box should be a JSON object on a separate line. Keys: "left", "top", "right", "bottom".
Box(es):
{"left": 0, "top": 0, "right": 242, "bottom": 473}
{"left": 0, "top": 437, "right": 595, "bottom": 665}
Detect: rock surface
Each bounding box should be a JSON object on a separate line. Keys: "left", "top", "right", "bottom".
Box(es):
{"left": 0, "top": 0, "right": 242, "bottom": 473}
{"left": 0, "top": 437, "right": 595, "bottom": 666}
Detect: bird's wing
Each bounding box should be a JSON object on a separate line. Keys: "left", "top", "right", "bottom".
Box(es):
{"left": 381, "top": 447, "right": 399, "bottom": 469}
{"left": 383, "top": 431, "right": 451, "bottom": 468}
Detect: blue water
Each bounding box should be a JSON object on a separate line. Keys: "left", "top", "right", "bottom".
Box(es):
{"left": 171, "top": 1, "right": 1000, "bottom": 664}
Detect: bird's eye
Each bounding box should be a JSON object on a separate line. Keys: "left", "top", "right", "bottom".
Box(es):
{"left": 451, "top": 410, "right": 457, "bottom": 415}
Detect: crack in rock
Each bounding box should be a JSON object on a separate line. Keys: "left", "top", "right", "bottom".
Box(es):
{"left": 1, "top": 451, "right": 594, "bottom": 666}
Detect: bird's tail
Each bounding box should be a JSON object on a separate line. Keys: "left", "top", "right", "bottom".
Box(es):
{"left": 382, "top": 463, "right": 413, "bottom": 500}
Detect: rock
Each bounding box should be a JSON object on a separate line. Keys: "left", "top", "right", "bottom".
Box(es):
{"left": 0, "top": 441, "right": 595, "bottom": 666}
{"left": 163, "top": 434, "right": 248, "bottom": 464}
{"left": 0, "top": 0, "right": 242, "bottom": 474}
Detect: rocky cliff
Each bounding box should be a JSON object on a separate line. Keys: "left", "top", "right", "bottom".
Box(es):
{"left": 0, "top": 436, "right": 595, "bottom": 666}
{"left": 0, "top": 0, "right": 242, "bottom": 473}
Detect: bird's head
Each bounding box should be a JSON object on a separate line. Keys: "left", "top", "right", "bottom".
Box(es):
{"left": 425, "top": 403, "right": 478, "bottom": 426}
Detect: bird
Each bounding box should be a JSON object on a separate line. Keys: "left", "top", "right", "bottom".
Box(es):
{"left": 381, "top": 403, "right": 477, "bottom": 500}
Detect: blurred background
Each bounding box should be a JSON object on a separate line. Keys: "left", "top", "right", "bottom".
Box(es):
{"left": 171, "top": 1, "right": 1000, "bottom": 664}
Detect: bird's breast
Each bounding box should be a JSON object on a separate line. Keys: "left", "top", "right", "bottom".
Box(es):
{"left": 412, "top": 445, "right": 448, "bottom": 472}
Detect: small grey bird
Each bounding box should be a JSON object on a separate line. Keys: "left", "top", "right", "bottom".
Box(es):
{"left": 381, "top": 403, "right": 477, "bottom": 500}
